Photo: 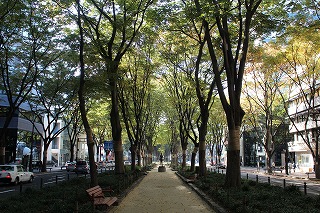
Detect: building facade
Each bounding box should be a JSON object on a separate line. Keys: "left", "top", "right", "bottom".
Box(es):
{"left": 287, "top": 84, "right": 320, "bottom": 173}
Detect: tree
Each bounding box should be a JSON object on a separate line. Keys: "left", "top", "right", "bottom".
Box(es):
{"left": 207, "top": 101, "right": 227, "bottom": 167}
{"left": 64, "top": 106, "right": 83, "bottom": 162}
{"left": 20, "top": 55, "right": 77, "bottom": 172}
{"left": 88, "top": 101, "right": 112, "bottom": 162}
{"left": 0, "top": 0, "right": 58, "bottom": 164}
{"left": 193, "top": 0, "right": 263, "bottom": 187}
{"left": 163, "top": 62, "right": 198, "bottom": 171}
{"left": 243, "top": 45, "right": 287, "bottom": 173}
{"left": 160, "top": 11, "right": 215, "bottom": 176}
{"left": 76, "top": 0, "right": 98, "bottom": 186}
{"left": 118, "top": 40, "right": 156, "bottom": 170}
{"left": 277, "top": 29, "right": 320, "bottom": 178}
{"left": 80, "top": 0, "right": 154, "bottom": 174}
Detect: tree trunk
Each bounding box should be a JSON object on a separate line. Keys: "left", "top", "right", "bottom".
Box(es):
{"left": 70, "top": 145, "right": 75, "bottom": 162}
{"left": 190, "top": 146, "right": 198, "bottom": 172}
{"left": 42, "top": 148, "right": 48, "bottom": 172}
{"left": 171, "top": 153, "right": 178, "bottom": 169}
{"left": 267, "top": 151, "right": 272, "bottom": 174}
{"left": 110, "top": 68, "right": 124, "bottom": 174}
{"left": 137, "top": 147, "right": 142, "bottom": 167}
{"left": 198, "top": 118, "right": 208, "bottom": 177}
{"left": 86, "top": 130, "right": 98, "bottom": 186}
{"left": 225, "top": 128, "right": 241, "bottom": 188}
{"left": 77, "top": 0, "right": 98, "bottom": 186}
{"left": 182, "top": 149, "right": 187, "bottom": 169}
{"left": 198, "top": 140, "right": 206, "bottom": 176}
{"left": 315, "top": 161, "right": 320, "bottom": 179}
{"left": 0, "top": 146, "right": 5, "bottom": 164}
{"left": 114, "top": 140, "right": 124, "bottom": 174}
{"left": 130, "top": 144, "right": 137, "bottom": 171}
{"left": 148, "top": 153, "right": 152, "bottom": 165}
{"left": 0, "top": 132, "right": 7, "bottom": 164}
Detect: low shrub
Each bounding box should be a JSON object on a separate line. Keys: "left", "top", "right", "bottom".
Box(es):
{"left": 0, "top": 170, "right": 145, "bottom": 213}
{"left": 178, "top": 170, "right": 320, "bottom": 213}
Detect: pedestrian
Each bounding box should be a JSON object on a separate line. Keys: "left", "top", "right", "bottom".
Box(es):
{"left": 288, "top": 162, "right": 292, "bottom": 174}
{"left": 38, "top": 160, "right": 42, "bottom": 172}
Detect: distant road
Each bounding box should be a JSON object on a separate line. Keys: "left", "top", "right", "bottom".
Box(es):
{"left": 0, "top": 166, "right": 115, "bottom": 199}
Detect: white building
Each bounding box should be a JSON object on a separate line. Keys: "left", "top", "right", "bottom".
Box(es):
{"left": 287, "top": 84, "right": 320, "bottom": 173}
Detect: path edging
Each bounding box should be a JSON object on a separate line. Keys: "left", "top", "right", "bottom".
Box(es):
{"left": 175, "top": 171, "right": 228, "bottom": 213}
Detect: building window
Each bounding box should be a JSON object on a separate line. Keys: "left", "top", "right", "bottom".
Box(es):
{"left": 52, "top": 138, "right": 59, "bottom": 149}
{"left": 53, "top": 123, "right": 61, "bottom": 134}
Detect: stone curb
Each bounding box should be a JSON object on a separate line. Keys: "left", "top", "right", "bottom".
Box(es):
{"left": 175, "top": 172, "right": 228, "bottom": 213}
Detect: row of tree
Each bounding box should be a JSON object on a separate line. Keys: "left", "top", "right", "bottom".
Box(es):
{"left": 1, "top": 0, "right": 319, "bottom": 188}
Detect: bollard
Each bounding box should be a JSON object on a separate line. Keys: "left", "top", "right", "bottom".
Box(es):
{"left": 283, "top": 179, "right": 286, "bottom": 188}
{"left": 268, "top": 177, "right": 270, "bottom": 185}
{"left": 256, "top": 175, "right": 258, "bottom": 183}
{"left": 304, "top": 182, "right": 307, "bottom": 195}
{"left": 247, "top": 173, "right": 248, "bottom": 179}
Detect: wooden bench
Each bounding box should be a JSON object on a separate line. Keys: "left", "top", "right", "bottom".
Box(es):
{"left": 186, "top": 174, "right": 197, "bottom": 183}
{"left": 272, "top": 167, "right": 284, "bottom": 173}
{"left": 306, "top": 172, "right": 315, "bottom": 178}
{"left": 86, "top": 185, "right": 118, "bottom": 210}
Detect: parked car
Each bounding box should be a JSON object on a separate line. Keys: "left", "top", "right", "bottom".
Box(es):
{"left": 216, "top": 163, "right": 226, "bottom": 169}
{"left": 32, "top": 160, "right": 42, "bottom": 170}
{"left": 97, "top": 161, "right": 106, "bottom": 169}
{"left": 106, "top": 160, "right": 115, "bottom": 167}
{"left": 0, "top": 165, "right": 34, "bottom": 185}
{"left": 74, "top": 161, "right": 89, "bottom": 174}
{"left": 66, "top": 162, "right": 76, "bottom": 172}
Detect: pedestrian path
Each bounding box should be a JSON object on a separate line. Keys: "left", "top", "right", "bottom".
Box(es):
{"left": 109, "top": 166, "right": 214, "bottom": 213}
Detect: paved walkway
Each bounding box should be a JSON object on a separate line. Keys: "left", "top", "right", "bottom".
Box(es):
{"left": 109, "top": 166, "right": 214, "bottom": 213}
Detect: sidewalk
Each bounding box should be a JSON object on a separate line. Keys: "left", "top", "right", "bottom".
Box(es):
{"left": 109, "top": 166, "right": 215, "bottom": 213}
{"left": 240, "top": 166, "right": 318, "bottom": 180}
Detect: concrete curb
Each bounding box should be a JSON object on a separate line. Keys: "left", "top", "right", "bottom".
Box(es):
{"left": 175, "top": 172, "right": 228, "bottom": 213}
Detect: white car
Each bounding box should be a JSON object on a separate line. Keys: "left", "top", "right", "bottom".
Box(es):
{"left": 0, "top": 164, "right": 34, "bottom": 185}
{"left": 106, "top": 160, "right": 115, "bottom": 167}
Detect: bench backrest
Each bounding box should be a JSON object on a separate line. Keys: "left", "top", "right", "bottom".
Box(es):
{"left": 86, "top": 185, "right": 104, "bottom": 199}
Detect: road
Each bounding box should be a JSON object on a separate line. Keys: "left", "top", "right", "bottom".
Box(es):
{"left": 0, "top": 166, "right": 114, "bottom": 199}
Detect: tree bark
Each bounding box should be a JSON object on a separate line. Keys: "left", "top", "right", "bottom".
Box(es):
{"left": 190, "top": 146, "right": 198, "bottom": 172}
{"left": 225, "top": 128, "right": 241, "bottom": 188}
{"left": 109, "top": 68, "right": 124, "bottom": 174}
{"left": 182, "top": 149, "right": 187, "bottom": 169}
